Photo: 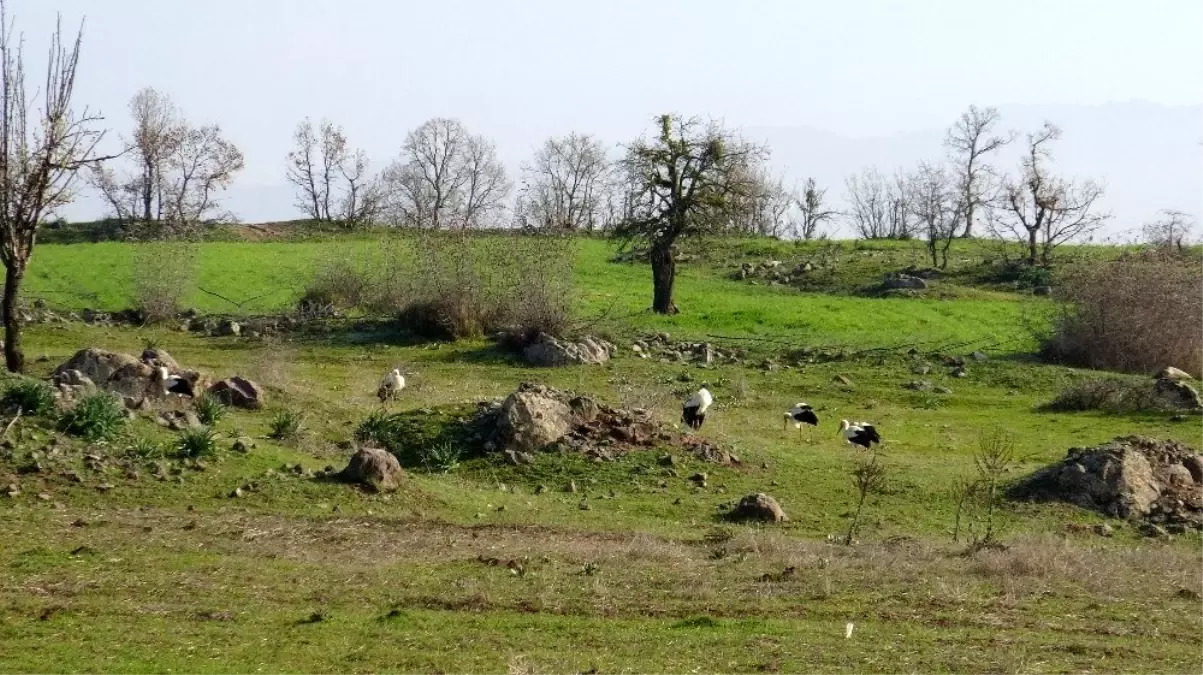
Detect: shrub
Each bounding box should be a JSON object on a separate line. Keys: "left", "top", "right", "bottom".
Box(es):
{"left": 1041, "top": 251, "right": 1202, "bottom": 375}
{"left": 268, "top": 410, "right": 304, "bottom": 441}
{"left": 58, "top": 393, "right": 127, "bottom": 442}
{"left": 1, "top": 379, "right": 58, "bottom": 416}
{"left": 419, "top": 441, "right": 462, "bottom": 473}
{"left": 127, "top": 437, "right": 164, "bottom": 459}
{"left": 297, "top": 259, "right": 373, "bottom": 319}
{"left": 194, "top": 393, "right": 227, "bottom": 426}
{"left": 176, "top": 426, "right": 219, "bottom": 459}
{"left": 1044, "top": 378, "right": 1183, "bottom": 413}
{"left": 131, "top": 241, "right": 198, "bottom": 323}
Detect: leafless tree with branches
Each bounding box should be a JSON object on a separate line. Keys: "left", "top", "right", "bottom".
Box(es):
{"left": 615, "top": 114, "right": 768, "bottom": 314}
{"left": 991, "top": 123, "right": 1110, "bottom": 265}
{"left": 379, "top": 117, "right": 510, "bottom": 230}
{"left": 945, "top": 105, "right": 1013, "bottom": 238}
{"left": 796, "top": 177, "right": 835, "bottom": 240}
{"left": 844, "top": 168, "right": 890, "bottom": 239}
{"left": 908, "top": 162, "right": 964, "bottom": 269}
{"left": 515, "top": 132, "right": 612, "bottom": 231}
{"left": 1142, "top": 209, "right": 1195, "bottom": 252}
{"left": 1, "top": 3, "right": 109, "bottom": 371}
{"left": 285, "top": 118, "right": 380, "bottom": 227}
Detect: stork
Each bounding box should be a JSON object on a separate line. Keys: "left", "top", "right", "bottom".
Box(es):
{"left": 377, "top": 368, "right": 406, "bottom": 403}
{"left": 681, "top": 386, "right": 713, "bottom": 430}
{"left": 783, "top": 402, "right": 819, "bottom": 439}
{"left": 839, "top": 419, "right": 880, "bottom": 450}
{"left": 155, "top": 366, "right": 195, "bottom": 397}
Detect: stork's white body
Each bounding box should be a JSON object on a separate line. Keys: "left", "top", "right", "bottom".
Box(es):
{"left": 377, "top": 369, "right": 406, "bottom": 402}
{"left": 682, "top": 387, "right": 713, "bottom": 430}
{"left": 784, "top": 402, "right": 819, "bottom": 430}
{"left": 839, "top": 419, "right": 880, "bottom": 449}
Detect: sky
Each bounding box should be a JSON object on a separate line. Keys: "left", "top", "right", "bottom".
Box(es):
{"left": 6, "top": 0, "right": 1203, "bottom": 231}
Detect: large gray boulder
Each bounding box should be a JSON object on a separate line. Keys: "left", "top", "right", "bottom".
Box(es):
{"left": 1156, "top": 366, "right": 1194, "bottom": 381}
{"left": 732, "top": 493, "right": 788, "bottom": 523}
{"left": 339, "top": 446, "right": 405, "bottom": 492}
{"left": 494, "top": 384, "right": 574, "bottom": 453}
{"left": 54, "top": 348, "right": 140, "bottom": 385}
{"left": 522, "top": 333, "right": 615, "bottom": 367}
{"left": 1155, "top": 378, "right": 1202, "bottom": 410}
{"left": 882, "top": 274, "right": 927, "bottom": 290}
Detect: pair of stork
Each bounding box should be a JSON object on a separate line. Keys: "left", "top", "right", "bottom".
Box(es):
{"left": 682, "top": 386, "right": 881, "bottom": 450}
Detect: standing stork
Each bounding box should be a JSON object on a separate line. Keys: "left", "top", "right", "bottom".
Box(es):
{"left": 377, "top": 368, "right": 406, "bottom": 403}
{"left": 155, "top": 366, "right": 195, "bottom": 397}
{"left": 783, "top": 402, "right": 819, "bottom": 439}
{"left": 681, "top": 386, "right": 713, "bottom": 430}
{"left": 838, "top": 419, "right": 880, "bottom": 450}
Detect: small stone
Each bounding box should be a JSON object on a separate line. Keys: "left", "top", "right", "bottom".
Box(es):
{"left": 1092, "top": 523, "right": 1114, "bottom": 537}
{"left": 96, "top": 483, "right": 114, "bottom": 493}
{"left": 535, "top": 484, "right": 547, "bottom": 495}
{"left": 578, "top": 500, "right": 590, "bottom": 511}
{"left": 230, "top": 487, "right": 244, "bottom": 499}
{"left": 565, "top": 480, "right": 577, "bottom": 494}
{"left": 232, "top": 437, "right": 255, "bottom": 453}
{"left": 934, "top": 386, "right": 953, "bottom": 395}
{"left": 36, "top": 492, "right": 52, "bottom": 501}
{"left": 689, "top": 472, "right": 708, "bottom": 484}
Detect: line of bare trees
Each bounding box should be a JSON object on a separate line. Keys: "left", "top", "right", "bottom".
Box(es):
{"left": 842, "top": 105, "right": 1115, "bottom": 267}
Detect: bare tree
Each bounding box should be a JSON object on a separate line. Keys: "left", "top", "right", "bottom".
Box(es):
{"left": 885, "top": 169, "right": 918, "bottom": 240}
{"left": 726, "top": 164, "right": 795, "bottom": 237}
{"left": 516, "top": 132, "right": 612, "bottom": 231}
{"left": 1, "top": 5, "right": 109, "bottom": 371}
{"left": 796, "top": 177, "right": 835, "bottom": 240}
{"left": 844, "top": 168, "right": 890, "bottom": 239}
{"left": 945, "top": 105, "right": 1013, "bottom": 238}
{"left": 992, "top": 123, "right": 1110, "bottom": 265}
{"left": 380, "top": 118, "right": 510, "bottom": 230}
{"left": 286, "top": 119, "right": 379, "bottom": 227}
{"left": 614, "top": 114, "right": 767, "bottom": 314}
{"left": 164, "top": 124, "right": 243, "bottom": 225}
{"left": 1142, "top": 209, "right": 1195, "bottom": 252}
{"left": 92, "top": 88, "right": 242, "bottom": 234}
{"left": 338, "top": 148, "right": 381, "bottom": 225}
{"left": 908, "top": 163, "right": 964, "bottom": 269}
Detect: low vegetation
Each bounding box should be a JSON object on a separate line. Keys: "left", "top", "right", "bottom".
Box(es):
{"left": 0, "top": 378, "right": 57, "bottom": 416}
{"left": 55, "top": 392, "right": 127, "bottom": 442}
{"left": 1044, "top": 377, "right": 1188, "bottom": 413}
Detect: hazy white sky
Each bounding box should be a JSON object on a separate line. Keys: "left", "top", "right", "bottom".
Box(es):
{"left": 5, "top": 0, "right": 1202, "bottom": 222}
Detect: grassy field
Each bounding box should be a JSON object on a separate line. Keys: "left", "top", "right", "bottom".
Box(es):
{"left": 1, "top": 232, "right": 1200, "bottom": 673}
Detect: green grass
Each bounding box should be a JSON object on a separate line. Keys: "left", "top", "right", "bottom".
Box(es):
{"left": 1, "top": 233, "right": 1200, "bottom": 673}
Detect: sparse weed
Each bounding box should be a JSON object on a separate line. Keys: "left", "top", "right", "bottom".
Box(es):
{"left": 57, "top": 393, "right": 127, "bottom": 442}
{"left": 126, "top": 437, "right": 164, "bottom": 460}
{"left": 1, "top": 378, "right": 57, "bottom": 416}
{"left": 176, "top": 426, "right": 219, "bottom": 459}
{"left": 419, "top": 441, "right": 461, "bottom": 474}
{"left": 269, "top": 410, "right": 304, "bottom": 441}
{"left": 194, "top": 392, "right": 227, "bottom": 426}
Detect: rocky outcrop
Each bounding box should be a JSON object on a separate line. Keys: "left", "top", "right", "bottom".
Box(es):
{"left": 480, "top": 382, "right": 738, "bottom": 464}
{"left": 1009, "top": 436, "right": 1203, "bottom": 531}
{"left": 521, "top": 333, "right": 615, "bottom": 367}
{"left": 52, "top": 348, "right": 205, "bottom": 409}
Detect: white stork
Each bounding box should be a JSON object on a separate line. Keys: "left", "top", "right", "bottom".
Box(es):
{"left": 377, "top": 368, "right": 406, "bottom": 403}
{"left": 681, "top": 386, "right": 713, "bottom": 430}
{"left": 783, "top": 402, "right": 819, "bottom": 439}
{"left": 839, "top": 419, "right": 880, "bottom": 450}
{"left": 155, "top": 366, "right": 195, "bottom": 397}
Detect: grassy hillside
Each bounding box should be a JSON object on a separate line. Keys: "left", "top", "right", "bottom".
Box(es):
{"left": 1, "top": 233, "right": 1199, "bottom": 673}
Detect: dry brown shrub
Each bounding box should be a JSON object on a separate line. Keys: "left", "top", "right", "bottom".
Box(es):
{"left": 130, "top": 241, "right": 198, "bottom": 322}
{"left": 1042, "top": 250, "right": 1203, "bottom": 375}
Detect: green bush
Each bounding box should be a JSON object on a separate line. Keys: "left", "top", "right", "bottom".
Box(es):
{"left": 58, "top": 393, "right": 127, "bottom": 442}
{"left": 419, "top": 441, "right": 462, "bottom": 473}
{"left": 194, "top": 393, "right": 227, "bottom": 427}
{"left": 126, "top": 437, "right": 164, "bottom": 460}
{"left": 1, "top": 379, "right": 58, "bottom": 416}
{"left": 1043, "top": 378, "right": 1183, "bottom": 413}
{"left": 269, "top": 410, "right": 304, "bottom": 441}
{"left": 176, "top": 426, "right": 219, "bottom": 459}
{"left": 354, "top": 407, "right": 476, "bottom": 472}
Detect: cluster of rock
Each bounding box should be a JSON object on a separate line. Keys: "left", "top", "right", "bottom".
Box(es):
{"left": 629, "top": 333, "right": 745, "bottom": 366}
{"left": 731, "top": 259, "right": 816, "bottom": 285}
{"left": 1009, "top": 435, "right": 1203, "bottom": 533}
{"left": 20, "top": 301, "right": 143, "bottom": 327}
{"left": 50, "top": 347, "right": 262, "bottom": 410}
{"left": 881, "top": 273, "right": 928, "bottom": 291}
{"left": 477, "top": 382, "right": 739, "bottom": 466}
{"left": 521, "top": 333, "right": 615, "bottom": 367}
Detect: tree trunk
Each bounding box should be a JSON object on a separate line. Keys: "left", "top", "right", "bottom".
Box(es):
{"left": 960, "top": 201, "right": 974, "bottom": 238}
{"left": 650, "top": 242, "right": 678, "bottom": 315}
{"left": 3, "top": 263, "right": 26, "bottom": 373}
{"left": 1027, "top": 229, "right": 1039, "bottom": 265}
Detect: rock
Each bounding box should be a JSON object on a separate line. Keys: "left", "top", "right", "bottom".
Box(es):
{"left": 1156, "top": 366, "right": 1193, "bottom": 381}
{"left": 1163, "top": 464, "right": 1195, "bottom": 487}
{"left": 1092, "top": 523, "right": 1114, "bottom": 537}
{"left": 53, "top": 348, "right": 140, "bottom": 388}
{"left": 882, "top": 274, "right": 927, "bottom": 290}
{"left": 910, "top": 363, "right": 931, "bottom": 375}
{"left": 207, "top": 376, "right": 264, "bottom": 410}
{"left": 494, "top": 385, "right": 574, "bottom": 453}
{"left": 522, "top": 333, "right": 614, "bottom": 367}
{"left": 970, "top": 351, "right": 989, "bottom": 362}
{"left": 338, "top": 446, "right": 405, "bottom": 493}
{"left": 731, "top": 493, "right": 788, "bottom": 523}
{"left": 700, "top": 343, "right": 715, "bottom": 365}
{"left": 231, "top": 437, "right": 255, "bottom": 453}
{"left": 903, "top": 380, "right": 933, "bottom": 392}
{"left": 157, "top": 410, "right": 202, "bottom": 431}
{"left": 565, "top": 480, "right": 577, "bottom": 494}
{"left": 1183, "top": 455, "right": 1203, "bottom": 484}
{"left": 230, "top": 487, "right": 245, "bottom": 498}
{"left": 689, "top": 472, "right": 708, "bottom": 484}
{"left": 1033, "top": 285, "right": 1052, "bottom": 297}
{"left": 1154, "top": 378, "right": 1202, "bottom": 410}
{"left": 215, "top": 319, "right": 241, "bottom": 337}
{"left": 951, "top": 366, "right": 968, "bottom": 378}
{"left": 1138, "top": 523, "right": 1169, "bottom": 538}
{"left": 934, "top": 386, "right": 953, "bottom": 395}
{"left": 832, "top": 374, "right": 852, "bottom": 386}
{"left": 504, "top": 449, "right": 535, "bottom": 465}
